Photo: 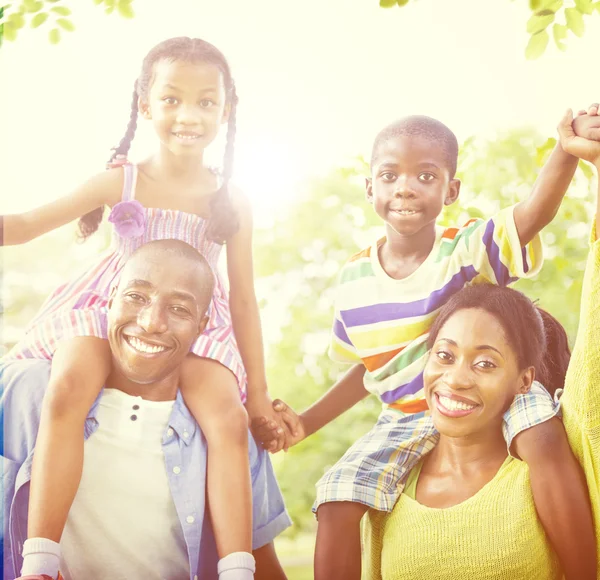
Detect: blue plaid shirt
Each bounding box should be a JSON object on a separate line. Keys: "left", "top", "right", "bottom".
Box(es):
{"left": 1, "top": 360, "right": 291, "bottom": 580}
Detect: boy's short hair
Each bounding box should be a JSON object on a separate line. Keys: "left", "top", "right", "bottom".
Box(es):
{"left": 370, "top": 115, "right": 459, "bottom": 178}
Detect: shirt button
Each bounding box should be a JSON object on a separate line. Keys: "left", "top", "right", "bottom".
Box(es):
{"left": 173, "top": 466, "right": 181, "bottom": 475}
{"left": 133, "top": 404, "right": 140, "bottom": 410}
{"left": 167, "top": 428, "right": 174, "bottom": 437}
{"left": 186, "top": 515, "right": 195, "bottom": 524}
{"left": 183, "top": 431, "right": 189, "bottom": 438}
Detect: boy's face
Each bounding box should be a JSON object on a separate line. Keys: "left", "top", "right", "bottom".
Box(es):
{"left": 367, "top": 134, "right": 460, "bottom": 240}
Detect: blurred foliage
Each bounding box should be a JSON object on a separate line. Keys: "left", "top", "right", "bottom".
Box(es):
{"left": 0, "top": 0, "right": 134, "bottom": 46}
{"left": 1, "top": 128, "right": 596, "bottom": 533}
{"left": 379, "top": 0, "right": 600, "bottom": 58}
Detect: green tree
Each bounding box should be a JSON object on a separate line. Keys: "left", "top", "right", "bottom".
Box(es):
{"left": 0, "top": 0, "right": 134, "bottom": 46}
{"left": 380, "top": 0, "right": 600, "bottom": 58}
{"left": 255, "top": 129, "right": 595, "bottom": 532}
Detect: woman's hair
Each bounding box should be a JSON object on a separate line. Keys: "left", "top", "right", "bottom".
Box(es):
{"left": 78, "top": 37, "right": 239, "bottom": 244}
{"left": 427, "top": 284, "right": 570, "bottom": 396}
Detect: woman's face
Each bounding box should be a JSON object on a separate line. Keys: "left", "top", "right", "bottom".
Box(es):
{"left": 424, "top": 307, "right": 534, "bottom": 438}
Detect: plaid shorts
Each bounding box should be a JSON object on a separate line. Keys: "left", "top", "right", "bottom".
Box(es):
{"left": 313, "top": 381, "right": 560, "bottom": 513}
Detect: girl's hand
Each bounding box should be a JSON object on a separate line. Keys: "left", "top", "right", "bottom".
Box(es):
{"left": 247, "top": 391, "right": 286, "bottom": 452}
{"left": 558, "top": 108, "right": 600, "bottom": 167}
{"left": 251, "top": 399, "right": 306, "bottom": 453}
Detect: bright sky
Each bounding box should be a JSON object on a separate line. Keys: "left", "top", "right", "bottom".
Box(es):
{"left": 1, "top": 0, "right": 600, "bottom": 219}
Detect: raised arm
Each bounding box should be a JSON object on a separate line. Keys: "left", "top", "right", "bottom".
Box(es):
{"left": 1, "top": 168, "right": 123, "bottom": 245}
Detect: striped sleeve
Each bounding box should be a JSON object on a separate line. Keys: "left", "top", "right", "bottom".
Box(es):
{"left": 442, "top": 205, "right": 543, "bottom": 285}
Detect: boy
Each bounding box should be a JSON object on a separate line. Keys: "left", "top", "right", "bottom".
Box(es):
{"left": 258, "top": 109, "right": 600, "bottom": 579}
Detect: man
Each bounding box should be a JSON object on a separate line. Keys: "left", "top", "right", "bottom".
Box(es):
{"left": 1, "top": 239, "right": 291, "bottom": 580}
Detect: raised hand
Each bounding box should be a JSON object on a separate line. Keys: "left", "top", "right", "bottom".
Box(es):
{"left": 558, "top": 106, "right": 600, "bottom": 167}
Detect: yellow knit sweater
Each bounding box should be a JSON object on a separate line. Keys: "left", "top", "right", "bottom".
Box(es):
{"left": 363, "top": 234, "right": 600, "bottom": 580}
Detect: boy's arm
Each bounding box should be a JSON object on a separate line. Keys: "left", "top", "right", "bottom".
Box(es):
{"left": 513, "top": 418, "right": 596, "bottom": 580}
{"left": 514, "top": 107, "right": 600, "bottom": 246}
{"left": 253, "top": 364, "right": 368, "bottom": 451}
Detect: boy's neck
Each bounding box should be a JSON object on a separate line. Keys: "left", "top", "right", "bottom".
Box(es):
{"left": 378, "top": 222, "right": 437, "bottom": 278}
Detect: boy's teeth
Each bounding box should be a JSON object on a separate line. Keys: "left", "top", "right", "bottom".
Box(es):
{"left": 439, "top": 395, "right": 475, "bottom": 411}
{"left": 127, "top": 336, "right": 166, "bottom": 354}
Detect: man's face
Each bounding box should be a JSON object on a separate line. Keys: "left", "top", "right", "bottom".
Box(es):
{"left": 107, "top": 251, "right": 212, "bottom": 394}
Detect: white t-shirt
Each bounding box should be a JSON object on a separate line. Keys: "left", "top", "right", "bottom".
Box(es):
{"left": 60, "top": 388, "right": 189, "bottom": 580}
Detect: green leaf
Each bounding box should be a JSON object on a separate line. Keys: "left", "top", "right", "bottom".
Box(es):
{"left": 526, "top": 12, "right": 554, "bottom": 34}
{"left": 565, "top": 7, "right": 585, "bottom": 36}
{"left": 92, "top": 0, "right": 103, "bottom": 4}
{"left": 117, "top": 1, "right": 134, "bottom": 18}
{"left": 105, "top": 5, "right": 114, "bottom": 14}
{"left": 105, "top": 0, "right": 115, "bottom": 6}
{"left": 397, "top": 0, "right": 410, "bottom": 5}
{"left": 56, "top": 16, "right": 74, "bottom": 31}
{"left": 525, "top": 29, "right": 550, "bottom": 59}
{"left": 23, "top": 0, "right": 42, "bottom": 13}
{"left": 574, "top": 0, "right": 593, "bottom": 14}
{"left": 379, "top": 0, "right": 396, "bottom": 7}
{"left": 539, "top": 0, "right": 562, "bottom": 10}
{"left": 595, "top": 1, "right": 600, "bottom": 13}
{"left": 579, "top": 160, "right": 594, "bottom": 180}
{"left": 7, "top": 11, "right": 24, "bottom": 28}
{"left": 48, "top": 25, "right": 59, "bottom": 43}
{"left": 530, "top": 0, "right": 541, "bottom": 8}
{"left": 50, "top": 5, "right": 71, "bottom": 15}
{"left": 30, "top": 10, "right": 47, "bottom": 26}
{"left": 552, "top": 22, "right": 568, "bottom": 50}
{"left": 3, "top": 20, "right": 17, "bottom": 40}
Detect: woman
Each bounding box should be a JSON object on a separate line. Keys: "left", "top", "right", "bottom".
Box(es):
{"left": 363, "top": 111, "right": 600, "bottom": 580}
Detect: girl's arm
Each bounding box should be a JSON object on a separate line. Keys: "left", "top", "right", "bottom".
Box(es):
{"left": 1, "top": 168, "right": 123, "bottom": 245}
{"left": 226, "top": 188, "right": 285, "bottom": 445}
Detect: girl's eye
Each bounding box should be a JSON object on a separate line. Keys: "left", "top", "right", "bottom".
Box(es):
{"left": 200, "top": 99, "right": 215, "bottom": 108}
{"left": 419, "top": 172, "right": 435, "bottom": 182}
{"left": 381, "top": 172, "right": 396, "bottom": 182}
{"left": 435, "top": 350, "right": 453, "bottom": 362}
{"left": 475, "top": 360, "right": 497, "bottom": 370}
{"left": 125, "top": 292, "right": 145, "bottom": 302}
{"left": 163, "top": 97, "right": 178, "bottom": 105}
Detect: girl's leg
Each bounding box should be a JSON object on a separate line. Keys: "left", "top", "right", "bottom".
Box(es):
{"left": 314, "top": 501, "right": 368, "bottom": 580}
{"left": 28, "top": 337, "right": 111, "bottom": 542}
{"left": 180, "top": 355, "right": 253, "bottom": 559}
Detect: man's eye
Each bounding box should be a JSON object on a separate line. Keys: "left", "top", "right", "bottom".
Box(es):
{"left": 419, "top": 172, "right": 435, "bottom": 182}
{"left": 125, "top": 292, "right": 144, "bottom": 302}
{"left": 171, "top": 306, "right": 190, "bottom": 315}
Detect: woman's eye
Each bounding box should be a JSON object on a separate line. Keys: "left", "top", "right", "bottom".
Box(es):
{"left": 476, "top": 360, "right": 496, "bottom": 370}
{"left": 200, "top": 99, "right": 215, "bottom": 108}
{"left": 435, "top": 350, "right": 453, "bottom": 362}
{"left": 419, "top": 172, "right": 435, "bottom": 182}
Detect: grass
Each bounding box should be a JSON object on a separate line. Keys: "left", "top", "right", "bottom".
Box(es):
{"left": 277, "top": 533, "right": 315, "bottom": 580}
{"left": 284, "top": 564, "right": 313, "bottom": 580}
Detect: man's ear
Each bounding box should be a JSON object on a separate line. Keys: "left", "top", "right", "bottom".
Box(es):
{"left": 444, "top": 178, "right": 461, "bottom": 206}
{"left": 139, "top": 97, "right": 151, "bottom": 120}
{"left": 517, "top": 366, "right": 535, "bottom": 395}
{"left": 107, "top": 285, "right": 117, "bottom": 310}
{"left": 197, "top": 314, "right": 209, "bottom": 337}
{"left": 365, "top": 178, "right": 373, "bottom": 203}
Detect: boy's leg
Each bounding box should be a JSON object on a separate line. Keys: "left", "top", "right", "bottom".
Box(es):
{"left": 505, "top": 383, "right": 596, "bottom": 580}
{"left": 25, "top": 337, "right": 111, "bottom": 576}
{"left": 312, "top": 410, "right": 438, "bottom": 580}
{"left": 179, "top": 355, "right": 253, "bottom": 562}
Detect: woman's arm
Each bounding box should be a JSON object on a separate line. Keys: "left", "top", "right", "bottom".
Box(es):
{"left": 1, "top": 168, "right": 123, "bottom": 245}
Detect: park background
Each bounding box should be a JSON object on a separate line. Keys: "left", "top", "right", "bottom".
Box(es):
{"left": 2, "top": 0, "right": 600, "bottom": 578}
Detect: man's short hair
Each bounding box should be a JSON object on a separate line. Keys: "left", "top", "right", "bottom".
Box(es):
{"left": 370, "top": 115, "right": 459, "bottom": 178}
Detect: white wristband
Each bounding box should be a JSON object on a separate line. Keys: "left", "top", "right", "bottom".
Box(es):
{"left": 218, "top": 551, "right": 255, "bottom": 580}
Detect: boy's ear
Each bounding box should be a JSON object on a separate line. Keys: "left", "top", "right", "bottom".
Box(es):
{"left": 444, "top": 178, "right": 461, "bottom": 206}
{"left": 365, "top": 178, "right": 373, "bottom": 203}
{"left": 517, "top": 366, "right": 535, "bottom": 395}
{"left": 139, "top": 97, "right": 151, "bottom": 119}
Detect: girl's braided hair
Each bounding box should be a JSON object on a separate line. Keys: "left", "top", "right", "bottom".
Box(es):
{"left": 78, "top": 37, "right": 239, "bottom": 244}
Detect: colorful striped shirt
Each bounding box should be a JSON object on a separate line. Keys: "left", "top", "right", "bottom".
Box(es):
{"left": 329, "top": 206, "right": 543, "bottom": 413}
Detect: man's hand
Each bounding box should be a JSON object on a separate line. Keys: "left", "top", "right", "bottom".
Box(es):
{"left": 560, "top": 103, "right": 600, "bottom": 166}
{"left": 252, "top": 399, "right": 306, "bottom": 453}
{"left": 247, "top": 391, "right": 286, "bottom": 452}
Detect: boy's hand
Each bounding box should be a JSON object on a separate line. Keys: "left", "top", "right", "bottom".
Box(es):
{"left": 252, "top": 399, "right": 306, "bottom": 453}
{"left": 248, "top": 391, "right": 286, "bottom": 452}
{"left": 558, "top": 107, "right": 600, "bottom": 167}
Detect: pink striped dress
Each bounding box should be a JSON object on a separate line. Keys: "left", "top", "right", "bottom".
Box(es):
{"left": 6, "top": 164, "right": 247, "bottom": 399}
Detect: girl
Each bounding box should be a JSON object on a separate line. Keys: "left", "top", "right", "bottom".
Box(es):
{"left": 2, "top": 37, "right": 282, "bottom": 580}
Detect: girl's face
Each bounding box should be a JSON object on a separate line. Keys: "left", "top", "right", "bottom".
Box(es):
{"left": 140, "top": 59, "right": 229, "bottom": 158}
{"left": 423, "top": 307, "right": 534, "bottom": 439}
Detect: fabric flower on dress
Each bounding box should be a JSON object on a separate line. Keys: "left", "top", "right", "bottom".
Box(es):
{"left": 108, "top": 200, "right": 145, "bottom": 238}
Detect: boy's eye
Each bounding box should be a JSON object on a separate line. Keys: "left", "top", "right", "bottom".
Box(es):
{"left": 380, "top": 172, "right": 396, "bottom": 182}
{"left": 419, "top": 172, "right": 435, "bottom": 182}
{"left": 200, "top": 99, "right": 215, "bottom": 108}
